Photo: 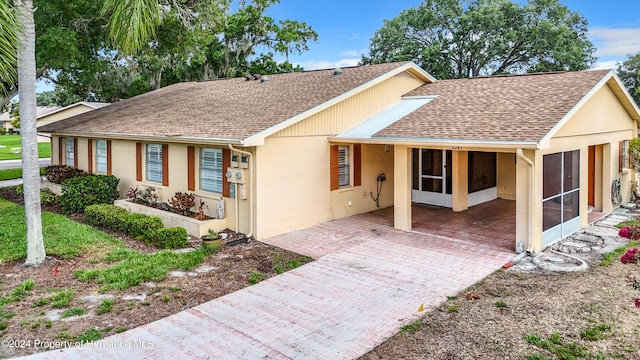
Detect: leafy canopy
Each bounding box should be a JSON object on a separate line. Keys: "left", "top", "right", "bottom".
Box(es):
{"left": 616, "top": 52, "right": 640, "bottom": 107}
{"left": 362, "top": 0, "right": 596, "bottom": 79}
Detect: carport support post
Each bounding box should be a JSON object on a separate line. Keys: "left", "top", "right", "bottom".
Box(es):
{"left": 452, "top": 151, "right": 468, "bottom": 212}
{"left": 394, "top": 145, "right": 412, "bottom": 230}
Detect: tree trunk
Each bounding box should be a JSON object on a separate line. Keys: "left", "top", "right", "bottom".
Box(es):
{"left": 17, "top": 0, "right": 45, "bottom": 266}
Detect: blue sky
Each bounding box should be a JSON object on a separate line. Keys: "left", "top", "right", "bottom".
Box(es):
{"left": 269, "top": 0, "right": 640, "bottom": 71}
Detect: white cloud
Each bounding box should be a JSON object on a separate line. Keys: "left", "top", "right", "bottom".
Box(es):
{"left": 591, "top": 60, "right": 620, "bottom": 71}
{"left": 296, "top": 58, "right": 361, "bottom": 70}
{"left": 590, "top": 27, "right": 640, "bottom": 57}
{"left": 340, "top": 50, "right": 360, "bottom": 57}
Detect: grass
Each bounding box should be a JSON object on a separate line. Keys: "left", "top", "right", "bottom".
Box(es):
{"left": 247, "top": 270, "right": 266, "bottom": 284}
{"left": 0, "top": 135, "right": 50, "bottom": 160}
{"left": 74, "top": 248, "right": 206, "bottom": 291}
{"left": 524, "top": 332, "right": 588, "bottom": 359}
{"left": 61, "top": 308, "right": 85, "bottom": 318}
{"left": 0, "top": 198, "right": 123, "bottom": 263}
{"left": 600, "top": 241, "right": 639, "bottom": 266}
{"left": 401, "top": 320, "right": 422, "bottom": 332}
{"left": 495, "top": 301, "right": 508, "bottom": 308}
{"left": 580, "top": 324, "right": 613, "bottom": 341}
{"left": 50, "top": 290, "right": 74, "bottom": 308}
{"left": 447, "top": 305, "right": 460, "bottom": 313}
{"left": 96, "top": 299, "right": 115, "bottom": 315}
{"left": 0, "top": 168, "right": 22, "bottom": 181}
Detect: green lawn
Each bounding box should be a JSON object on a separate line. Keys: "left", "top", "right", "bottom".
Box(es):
{"left": 0, "top": 198, "right": 123, "bottom": 263}
{"left": 0, "top": 168, "right": 22, "bottom": 181}
{"left": 0, "top": 135, "right": 50, "bottom": 160}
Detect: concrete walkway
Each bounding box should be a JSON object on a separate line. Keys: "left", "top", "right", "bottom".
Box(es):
{"left": 0, "top": 178, "right": 23, "bottom": 187}
{"left": 19, "top": 213, "right": 514, "bottom": 360}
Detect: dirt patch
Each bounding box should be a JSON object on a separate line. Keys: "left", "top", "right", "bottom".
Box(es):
{"left": 0, "top": 187, "right": 312, "bottom": 357}
{"left": 360, "top": 249, "right": 640, "bottom": 359}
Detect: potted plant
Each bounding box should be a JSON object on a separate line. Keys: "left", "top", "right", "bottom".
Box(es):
{"left": 201, "top": 229, "right": 222, "bottom": 251}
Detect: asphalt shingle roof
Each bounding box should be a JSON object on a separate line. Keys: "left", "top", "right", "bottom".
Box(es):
{"left": 38, "top": 62, "right": 411, "bottom": 140}
{"left": 374, "top": 70, "right": 611, "bottom": 142}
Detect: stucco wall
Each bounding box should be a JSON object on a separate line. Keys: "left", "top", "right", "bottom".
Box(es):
{"left": 497, "top": 153, "right": 516, "bottom": 200}
{"left": 255, "top": 137, "right": 394, "bottom": 239}
{"left": 37, "top": 105, "right": 97, "bottom": 142}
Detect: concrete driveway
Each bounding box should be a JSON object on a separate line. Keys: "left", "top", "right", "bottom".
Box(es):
{"left": 20, "top": 212, "right": 514, "bottom": 360}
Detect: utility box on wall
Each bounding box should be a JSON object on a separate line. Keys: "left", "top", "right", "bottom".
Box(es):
{"left": 226, "top": 168, "right": 247, "bottom": 184}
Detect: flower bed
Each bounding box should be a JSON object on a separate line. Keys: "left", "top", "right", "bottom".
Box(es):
{"left": 114, "top": 199, "right": 227, "bottom": 238}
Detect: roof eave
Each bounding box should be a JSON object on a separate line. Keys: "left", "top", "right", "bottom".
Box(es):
{"left": 328, "top": 136, "right": 540, "bottom": 150}
{"left": 47, "top": 131, "right": 245, "bottom": 146}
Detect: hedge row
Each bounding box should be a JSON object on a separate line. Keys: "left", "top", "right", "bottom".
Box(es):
{"left": 61, "top": 175, "right": 120, "bottom": 213}
{"left": 84, "top": 204, "right": 187, "bottom": 249}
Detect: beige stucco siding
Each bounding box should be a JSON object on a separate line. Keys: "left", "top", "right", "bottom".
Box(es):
{"left": 37, "top": 105, "right": 97, "bottom": 142}
{"left": 272, "top": 73, "right": 424, "bottom": 137}
{"left": 255, "top": 136, "right": 394, "bottom": 239}
{"left": 497, "top": 153, "right": 516, "bottom": 200}
{"left": 549, "top": 84, "right": 636, "bottom": 213}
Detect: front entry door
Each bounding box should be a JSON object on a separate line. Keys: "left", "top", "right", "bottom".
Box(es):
{"left": 411, "top": 149, "right": 452, "bottom": 207}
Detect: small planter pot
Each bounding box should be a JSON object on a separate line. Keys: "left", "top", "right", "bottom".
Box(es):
{"left": 201, "top": 236, "right": 222, "bottom": 251}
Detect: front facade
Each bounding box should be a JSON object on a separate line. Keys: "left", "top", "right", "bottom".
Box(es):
{"left": 41, "top": 63, "right": 640, "bottom": 252}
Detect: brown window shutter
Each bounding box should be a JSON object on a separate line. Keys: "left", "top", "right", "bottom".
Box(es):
{"left": 136, "top": 142, "right": 142, "bottom": 181}
{"left": 87, "top": 139, "right": 93, "bottom": 173}
{"left": 162, "top": 144, "right": 169, "bottom": 186}
{"left": 58, "top": 137, "right": 63, "bottom": 165}
{"left": 330, "top": 145, "right": 339, "bottom": 190}
{"left": 222, "top": 148, "right": 231, "bottom": 197}
{"left": 353, "top": 144, "right": 362, "bottom": 187}
{"left": 107, "top": 140, "right": 112, "bottom": 175}
{"left": 73, "top": 138, "right": 78, "bottom": 168}
{"left": 187, "top": 146, "right": 195, "bottom": 191}
{"left": 619, "top": 141, "right": 624, "bottom": 172}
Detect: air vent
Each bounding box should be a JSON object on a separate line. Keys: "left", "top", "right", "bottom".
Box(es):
{"left": 334, "top": 67, "right": 343, "bottom": 75}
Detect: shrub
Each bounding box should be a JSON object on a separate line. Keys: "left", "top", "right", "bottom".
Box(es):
{"left": 40, "top": 188, "right": 59, "bottom": 205}
{"left": 168, "top": 192, "right": 195, "bottom": 215}
{"left": 618, "top": 225, "right": 640, "bottom": 240}
{"left": 0, "top": 128, "right": 5, "bottom": 135}
{"left": 125, "top": 213, "right": 163, "bottom": 239}
{"left": 84, "top": 204, "right": 130, "bottom": 232}
{"left": 147, "top": 227, "right": 188, "bottom": 249}
{"left": 44, "top": 165, "right": 88, "bottom": 184}
{"left": 7, "top": 128, "right": 14, "bottom": 135}
{"left": 621, "top": 248, "right": 639, "bottom": 264}
{"left": 61, "top": 175, "right": 120, "bottom": 213}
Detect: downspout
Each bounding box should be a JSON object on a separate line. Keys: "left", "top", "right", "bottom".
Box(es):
{"left": 516, "top": 149, "right": 535, "bottom": 253}
{"left": 228, "top": 145, "right": 254, "bottom": 238}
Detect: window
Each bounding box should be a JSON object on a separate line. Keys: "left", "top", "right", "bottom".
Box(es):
{"left": 200, "top": 148, "right": 223, "bottom": 193}
{"left": 338, "top": 145, "right": 350, "bottom": 187}
{"left": 620, "top": 140, "right": 630, "bottom": 172}
{"left": 96, "top": 140, "right": 107, "bottom": 173}
{"left": 65, "top": 138, "right": 75, "bottom": 166}
{"left": 146, "top": 144, "right": 163, "bottom": 183}
{"left": 330, "top": 144, "right": 361, "bottom": 190}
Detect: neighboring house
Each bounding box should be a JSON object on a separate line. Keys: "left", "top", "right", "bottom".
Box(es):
{"left": 1, "top": 106, "right": 60, "bottom": 130}
{"left": 38, "top": 62, "right": 640, "bottom": 252}
{"left": 36, "top": 102, "right": 110, "bottom": 142}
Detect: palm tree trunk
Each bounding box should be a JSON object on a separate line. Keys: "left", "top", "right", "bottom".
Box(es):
{"left": 17, "top": 0, "right": 45, "bottom": 266}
